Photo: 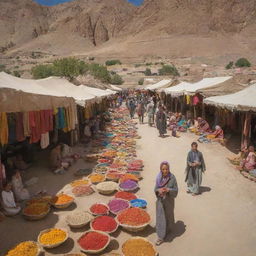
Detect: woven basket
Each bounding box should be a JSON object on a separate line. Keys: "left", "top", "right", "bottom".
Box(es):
{"left": 96, "top": 182, "right": 118, "bottom": 195}
{"left": 77, "top": 231, "right": 111, "bottom": 254}
{"left": 90, "top": 216, "right": 119, "bottom": 234}
{"left": 22, "top": 205, "right": 50, "bottom": 221}
{"left": 89, "top": 203, "right": 110, "bottom": 216}
{"left": 51, "top": 199, "right": 75, "bottom": 209}
{"left": 108, "top": 199, "right": 130, "bottom": 215}
{"left": 121, "top": 237, "right": 157, "bottom": 256}
{"left": 118, "top": 182, "right": 139, "bottom": 192}
{"left": 6, "top": 241, "right": 42, "bottom": 256}
{"left": 38, "top": 228, "right": 68, "bottom": 249}
{"left": 66, "top": 211, "right": 93, "bottom": 228}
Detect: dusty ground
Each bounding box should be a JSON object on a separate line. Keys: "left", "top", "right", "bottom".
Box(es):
{"left": 1, "top": 117, "right": 256, "bottom": 256}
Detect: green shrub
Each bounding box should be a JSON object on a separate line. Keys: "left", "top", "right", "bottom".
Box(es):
{"left": 235, "top": 58, "right": 251, "bottom": 68}
{"left": 225, "top": 61, "right": 234, "bottom": 69}
{"left": 31, "top": 64, "right": 54, "bottom": 79}
{"left": 14, "top": 66, "right": 19, "bottom": 69}
{"left": 89, "top": 64, "right": 111, "bottom": 83}
{"left": 145, "top": 68, "right": 152, "bottom": 76}
{"left": 13, "top": 70, "right": 21, "bottom": 77}
{"left": 0, "top": 64, "right": 6, "bottom": 72}
{"left": 146, "top": 62, "right": 152, "bottom": 66}
{"left": 158, "top": 64, "right": 179, "bottom": 76}
{"left": 138, "top": 78, "right": 144, "bottom": 85}
{"left": 135, "top": 64, "right": 142, "bottom": 68}
{"left": 105, "top": 59, "right": 122, "bottom": 66}
{"left": 111, "top": 74, "right": 124, "bottom": 85}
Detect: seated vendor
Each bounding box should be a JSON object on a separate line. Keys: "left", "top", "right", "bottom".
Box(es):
{"left": 239, "top": 145, "right": 256, "bottom": 171}
{"left": 11, "top": 170, "right": 30, "bottom": 201}
{"left": 197, "top": 117, "right": 210, "bottom": 133}
{"left": 1, "top": 182, "right": 21, "bottom": 216}
{"left": 50, "top": 144, "right": 70, "bottom": 174}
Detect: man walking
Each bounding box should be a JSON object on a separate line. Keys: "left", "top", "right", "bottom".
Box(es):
{"left": 185, "top": 142, "right": 206, "bottom": 196}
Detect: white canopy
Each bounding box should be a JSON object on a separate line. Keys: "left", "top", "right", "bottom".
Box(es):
{"left": 164, "top": 77, "right": 232, "bottom": 96}
{"left": 204, "top": 84, "right": 256, "bottom": 112}
{"left": 185, "top": 77, "right": 232, "bottom": 95}
{"left": 0, "top": 72, "right": 115, "bottom": 106}
{"left": 110, "top": 84, "right": 122, "bottom": 91}
{"left": 164, "top": 81, "right": 192, "bottom": 96}
{"left": 146, "top": 79, "right": 172, "bottom": 90}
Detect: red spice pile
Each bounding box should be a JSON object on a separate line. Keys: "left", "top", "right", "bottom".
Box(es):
{"left": 90, "top": 204, "right": 109, "bottom": 215}
{"left": 91, "top": 216, "right": 117, "bottom": 232}
{"left": 115, "top": 191, "right": 137, "bottom": 201}
{"left": 117, "top": 207, "right": 150, "bottom": 226}
{"left": 78, "top": 231, "right": 109, "bottom": 250}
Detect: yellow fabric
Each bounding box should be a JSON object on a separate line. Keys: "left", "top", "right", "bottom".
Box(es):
{"left": 0, "top": 112, "right": 9, "bottom": 146}
{"left": 186, "top": 95, "right": 190, "bottom": 104}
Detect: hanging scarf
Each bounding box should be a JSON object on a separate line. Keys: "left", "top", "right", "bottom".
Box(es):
{"left": 156, "top": 161, "right": 171, "bottom": 188}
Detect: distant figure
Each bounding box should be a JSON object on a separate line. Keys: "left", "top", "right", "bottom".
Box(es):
{"left": 147, "top": 101, "right": 155, "bottom": 126}
{"left": 185, "top": 142, "right": 206, "bottom": 196}
{"left": 239, "top": 145, "right": 256, "bottom": 171}
{"left": 128, "top": 99, "right": 136, "bottom": 119}
{"left": 197, "top": 117, "right": 210, "bottom": 133}
{"left": 50, "top": 144, "right": 69, "bottom": 174}
{"left": 155, "top": 161, "right": 178, "bottom": 246}
{"left": 11, "top": 170, "right": 30, "bottom": 201}
{"left": 156, "top": 106, "right": 167, "bottom": 137}
{"left": 137, "top": 101, "right": 146, "bottom": 124}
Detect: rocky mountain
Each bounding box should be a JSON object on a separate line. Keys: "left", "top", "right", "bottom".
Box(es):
{"left": 1, "top": 0, "right": 256, "bottom": 59}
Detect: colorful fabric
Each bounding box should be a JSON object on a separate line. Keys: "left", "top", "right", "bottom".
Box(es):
{"left": 16, "top": 112, "right": 25, "bottom": 142}
{"left": 0, "top": 112, "right": 8, "bottom": 146}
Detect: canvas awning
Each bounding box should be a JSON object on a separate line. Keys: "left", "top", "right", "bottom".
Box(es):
{"left": 79, "top": 85, "right": 115, "bottom": 97}
{"left": 185, "top": 77, "right": 232, "bottom": 95}
{"left": 164, "top": 81, "right": 192, "bottom": 96}
{"left": 145, "top": 79, "right": 172, "bottom": 90}
{"left": 204, "top": 84, "right": 256, "bottom": 112}
{"left": 110, "top": 84, "right": 122, "bottom": 91}
{"left": 197, "top": 74, "right": 253, "bottom": 97}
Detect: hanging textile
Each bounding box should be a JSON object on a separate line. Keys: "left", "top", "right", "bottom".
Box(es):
{"left": 58, "top": 108, "right": 66, "bottom": 129}
{"left": 243, "top": 112, "right": 252, "bottom": 137}
{"left": 23, "top": 112, "right": 30, "bottom": 137}
{"left": 192, "top": 95, "right": 200, "bottom": 106}
{"left": 186, "top": 95, "right": 191, "bottom": 105}
{"left": 16, "top": 112, "right": 25, "bottom": 142}
{"left": 8, "top": 113, "right": 16, "bottom": 144}
{"left": 40, "top": 132, "right": 49, "bottom": 149}
{"left": 0, "top": 112, "right": 9, "bottom": 146}
{"left": 29, "top": 111, "right": 41, "bottom": 143}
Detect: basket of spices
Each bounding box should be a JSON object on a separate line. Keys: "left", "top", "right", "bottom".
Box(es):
{"left": 23, "top": 202, "right": 50, "bottom": 220}
{"left": 5, "top": 241, "right": 42, "bottom": 256}
{"left": 108, "top": 199, "right": 130, "bottom": 215}
{"left": 114, "top": 191, "right": 137, "bottom": 201}
{"left": 130, "top": 198, "right": 147, "bottom": 208}
{"left": 72, "top": 185, "right": 94, "bottom": 197}
{"left": 96, "top": 181, "right": 118, "bottom": 195}
{"left": 119, "top": 180, "right": 138, "bottom": 192}
{"left": 122, "top": 237, "right": 157, "bottom": 256}
{"left": 90, "top": 215, "right": 118, "bottom": 234}
{"left": 70, "top": 179, "right": 90, "bottom": 187}
{"left": 26, "top": 195, "right": 52, "bottom": 205}
{"left": 38, "top": 228, "right": 68, "bottom": 248}
{"left": 116, "top": 208, "right": 150, "bottom": 232}
{"left": 77, "top": 231, "right": 111, "bottom": 254}
{"left": 120, "top": 174, "right": 139, "bottom": 183}
{"left": 89, "top": 173, "right": 106, "bottom": 184}
{"left": 50, "top": 193, "right": 74, "bottom": 209}
{"left": 90, "top": 203, "right": 109, "bottom": 216}
{"left": 66, "top": 211, "right": 93, "bottom": 228}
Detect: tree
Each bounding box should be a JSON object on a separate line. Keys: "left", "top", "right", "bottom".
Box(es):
{"left": 105, "top": 59, "right": 122, "bottom": 66}
{"left": 145, "top": 68, "right": 152, "bottom": 76}
{"left": 111, "top": 74, "right": 124, "bottom": 85}
{"left": 235, "top": 58, "right": 251, "bottom": 68}
{"left": 158, "top": 64, "right": 180, "bottom": 76}
{"left": 138, "top": 78, "right": 144, "bottom": 85}
{"left": 13, "top": 70, "right": 21, "bottom": 77}
{"left": 225, "top": 61, "right": 234, "bottom": 69}
{"left": 31, "top": 64, "right": 54, "bottom": 79}
{"left": 89, "top": 64, "right": 111, "bottom": 83}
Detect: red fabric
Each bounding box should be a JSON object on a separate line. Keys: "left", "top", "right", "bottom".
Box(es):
{"left": 193, "top": 95, "right": 200, "bottom": 105}
{"left": 29, "top": 111, "right": 41, "bottom": 143}
{"left": 45, "top": 110, "right": 53, "bottom": 132}
{"left": 40, "top": 110, "right": 47, "bottom": 134}
{"left": 16, "top": 112, "right": 25, "bottom": 142}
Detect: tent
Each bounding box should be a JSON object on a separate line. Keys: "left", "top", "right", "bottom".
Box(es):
{"left": 196, "top": 74, "right": 253, "bottom": 97}
{"left": 204, "top": 84, "right": 256, "bottom": 112}
{"left": 79, "top": 85, "right": 115, "bottom": 97}
{"left": 110, "top": 84, "right": 122, "bottom": 91}
{"left": 145, "top": 79, "right": 172, "bottom": 90}
{"left": 164, "top": 81, "right": 192, "bottom": 96}
{"left": 185, "top": 77, "right": 232, "bottom": 95}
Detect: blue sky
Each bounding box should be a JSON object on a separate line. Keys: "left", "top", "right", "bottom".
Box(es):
{"left": 35, "top": 0, "right": 143, "bottom": 6}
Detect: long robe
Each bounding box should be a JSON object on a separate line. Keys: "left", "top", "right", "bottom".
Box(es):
{"left": 155, "top": 174, "right": 178, "bottom": 240}
{"left": 185, "top": 150, "right": 206, "bottom": 194}
{"left": 156, "top": 111, "right": 167, "bottom": 135}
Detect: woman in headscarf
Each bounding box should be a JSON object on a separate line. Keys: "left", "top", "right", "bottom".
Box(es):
{"left": 197, "top": 117, "right": 210, "bottom": 133}
{"left": 155, "top": 161, "right": 178, "bottom": 246}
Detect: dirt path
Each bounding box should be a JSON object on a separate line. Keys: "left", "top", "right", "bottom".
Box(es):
{"left": 136, "top": 122, "right": 256, "bottom": 256}
{"left": 1, "top": 119, "right": 256, "bottom": 256}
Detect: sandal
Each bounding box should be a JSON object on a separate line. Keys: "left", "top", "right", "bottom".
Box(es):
{"left": 155, "top": 239, "right": 164, "bottom": 246}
